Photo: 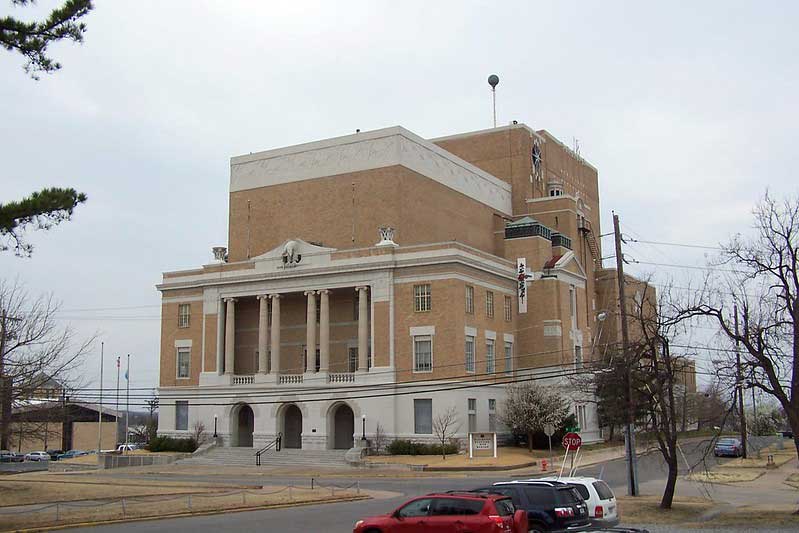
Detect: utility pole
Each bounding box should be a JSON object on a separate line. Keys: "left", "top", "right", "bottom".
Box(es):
{"left": 98, "top": 342, "right": 104, "bottom": 454}
{"left": 734, "top": 304, "right": 747, "bottom": 458}
{"left": 125, "top": 354, "right": 130, "bottom": 451}
{"left": 613, "top": 212, "right": 639, "bottom": 496}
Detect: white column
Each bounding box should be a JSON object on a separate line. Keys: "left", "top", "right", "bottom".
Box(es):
{"left": 270, "top": 294, "right": 281, "bottom": 375}
{"left": 216, "top": 298, "right": 224, "bottom": 375}
{"left": 305, "top": 290, "right": 317, "bottom": 373}
{"left": 357, "top": 286, "right": 368, "bottom": 372}
{"left": 319, "top": 289, "right": 330, "bottom": 372}
{"left": 258, "top": 295, "right": 269, "bottom": 374}
{"left": 224, "top": 297, "right": 236, "bottom": 375}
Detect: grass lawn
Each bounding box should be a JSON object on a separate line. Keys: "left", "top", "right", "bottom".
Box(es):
{"left": 685, "top": 469, "right": 763, "bottom": 484}
{"left": 365, "top": 446, "right": 546, "bottom": 468}
{"left": 717, "top": 448, "right": 795, "bottom": 469}
{"left": 617, "top": 496, "right": 799, "bottom": 528}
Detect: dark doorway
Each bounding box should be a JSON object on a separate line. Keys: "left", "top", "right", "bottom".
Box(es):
{"left": 236, "top": 404, "right": 254, "bottom": 447}
{"left": 333, "top": 404, "right": 355, "bottom": 449}
{"left": 283, "top": 404, "right": 302, "bottom": 449}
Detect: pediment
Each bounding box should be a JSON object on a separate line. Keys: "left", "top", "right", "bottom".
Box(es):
{"left": 548, "top": 251, "right": 587, "bottom": 280}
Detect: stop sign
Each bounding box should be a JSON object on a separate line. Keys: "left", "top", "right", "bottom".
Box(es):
{"left": 562, "top": 432, "right": 582, "bottom": 451}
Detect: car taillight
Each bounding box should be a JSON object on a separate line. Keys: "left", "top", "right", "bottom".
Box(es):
{"left": 488, "top": 515, "right": 508, "bottom": 530}
{"left": 554, "top": 507, "right": 575, "bottom": 518}
{"left": 595, "top": 505, "right": 604, "bottom": 518}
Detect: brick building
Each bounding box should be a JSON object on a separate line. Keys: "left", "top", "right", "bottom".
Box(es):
{"left": 156, "top": 124, "right": 610, "bottom": 450}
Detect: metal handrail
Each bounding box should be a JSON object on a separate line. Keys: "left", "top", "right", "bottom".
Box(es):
{"left": 255, "top": 432, "right": 282, "bottom": 465}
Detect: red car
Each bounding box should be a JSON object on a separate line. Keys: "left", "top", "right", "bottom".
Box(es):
{"left": 353, "top": 492, "right": 528, "bottom": 533}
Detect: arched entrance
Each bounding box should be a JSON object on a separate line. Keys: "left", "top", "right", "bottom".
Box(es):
{"left": 332, "top": 404, "right": 355, "bottom": 449}
{"left": 282, "top": 404, "right": 302, "bottom": 449}
{"left": 232, "top": 403, "right": 254, "bottom": 447}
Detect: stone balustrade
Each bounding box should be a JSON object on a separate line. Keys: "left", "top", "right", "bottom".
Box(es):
{"left": 278, "top": 374, "right": 304, "bottom": 384}
{"left": 328, "top": 372, "right": 356, "bottom": 383}
{"left": 232, "top": 375, "right": 254, "bottom": 385}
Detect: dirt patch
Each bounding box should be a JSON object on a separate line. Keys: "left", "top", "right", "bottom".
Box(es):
{"left": 364, "top": 447, "right": 545, "bottom": 468}
{"left": 686, "top": 469, "right": 764, "bottom": 484}
{"left": 616, "top": 496, "right": 799, "bottom": 528}
{"left": 0, "top": 487, "right": 365, "bottom": 531}
{"left": 785, "top": 473, "right": 799, "bottom": 490}
{"left": 615, "top": 495, "right": 714, "bottom": 524}
{"left": 718, "top": 449, "right": 795, "bottom": 469}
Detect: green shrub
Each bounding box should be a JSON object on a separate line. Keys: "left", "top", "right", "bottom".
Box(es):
{"left": 147, "top": 436, "right": 197, "bottom": 453}
{"left": 386, "top": 439, "right": 458, "bottom": 456}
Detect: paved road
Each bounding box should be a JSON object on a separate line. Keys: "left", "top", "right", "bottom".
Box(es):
{"left": 0, "top": 461, "right": 49, "bottom": 474}
{"left": 65, "top": 436, "right": 785, "bottom": 532}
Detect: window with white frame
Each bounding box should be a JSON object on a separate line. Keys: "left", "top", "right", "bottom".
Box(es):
{"left": 504, "top": 341, "right": 513, "bottom": 375}
{"left": 465, "top": 285, "right": 474, "bottom": 314}
{"left": 486, "top": 339, "right": 495, "bottom": 373}
{"left": 468, "top": 398, "right": 477, "bottom": 433}
{"left": 414, "top": 399, "right": 433, "bottom": 434}
{"left": 486, "top": 291, "right": 494, "bottom": 318}
{"left": 465, "top": 335, "right": 475, "bottom": 373}
{"left": 574, "top": 345, "right": 583, "bottom": 369}
{"left": 414, "top": 284, "right": 431, "bottom": 312}
{"left": 177, "top": 347, "right": 190, "bottom": 378}
{"left": 178, "top": 303, "right": 190, "bottom": 328}
{"left": 488, "top": 399, "right": 497, "bottom": 432}
{"left": 576, "top": 404, "right": 586, "bottom": 431}
{"left": 175, "top": 401, "right": 188, "bottom": 431}
{"left": 413, "top": 335, "right": 432, "bottom": 372}
{"left": 504, "top": 295, "right": 512, "bottom": 322}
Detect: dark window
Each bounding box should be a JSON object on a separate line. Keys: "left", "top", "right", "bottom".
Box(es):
{"left": 494, "top": 498, "right": 515, "bottom": 516}
{"left": 593, "top": 481, "right": 614, "bottom": 501}
{"left": 556, "top": 487, "right": 582, "bottom": 505}
{"left": 490, "top": 486, "right": 521, "bottom": 506}
{"left": 573, "top": 484, "right": 590, "bottom": 500}
{"left": 431, "top": 498, "right": 485, "bottom": 516}
{"left": 523, "top": 486, "right": 556, "bottom": 506}
{"left": 398, "top": 498, "right": 432, "bottom": 518}
{"left": 175, "top": 401, "right": 188, "bottom": 431}
{"left": 414, "top": 399, "right": 433, "bottom": 434}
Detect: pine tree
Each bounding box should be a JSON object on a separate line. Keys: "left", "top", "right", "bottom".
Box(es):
{"left": 1, "top": 0, "right": 93, "bottom": 79}
{"left": 0, "top": 187, "right": 87, "bottom": 256}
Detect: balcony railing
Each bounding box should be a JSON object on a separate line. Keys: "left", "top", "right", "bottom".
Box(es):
{"left": 232, "top": 375, "right": 254, "bottom": 385}
{"left": 278, "top": 374, "right": 303, "bottom": 385}
{"left": 328, "top": 372, "right": 355, "bottom": 383}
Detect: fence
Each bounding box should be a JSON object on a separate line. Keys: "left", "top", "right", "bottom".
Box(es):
{"left": 0, "top": 481, "right": 361, "bottom": 529}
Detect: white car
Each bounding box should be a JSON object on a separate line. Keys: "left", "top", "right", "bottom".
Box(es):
{"left": 536, "top": 476, "right": 619, "bottom": 527}
{"left": 24, "top": 451, "right": 51, "bottom": 462}
{"left": 116, "top": 444, "right": 138, "bottom": 452}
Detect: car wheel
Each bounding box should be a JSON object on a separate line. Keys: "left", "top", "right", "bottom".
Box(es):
{"left": 528, "top": 523, "right": 546, "bottom": 533}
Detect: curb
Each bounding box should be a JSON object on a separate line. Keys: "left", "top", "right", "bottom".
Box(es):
{"left": 6, "top": 495, "right": 371, "bottom": 532}
{"left": 422, "top": 461, "right": 538, "bottom": 472}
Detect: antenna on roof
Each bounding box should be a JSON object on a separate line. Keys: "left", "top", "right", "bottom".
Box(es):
{"left": 487, "top": 74, "right": 499, "bottom": 128}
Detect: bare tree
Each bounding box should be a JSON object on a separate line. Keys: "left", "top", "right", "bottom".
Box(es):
{"left": 678, "top": 193, "right": 799, "bottom": 459}
{"left": 191, "top": 421, "right": 208, "bottom": 447}
{"left": 0, "top": 279, "right": 94, "bottom": 449}
{"left": 499, "top": 382, "right": 570, "bottom": 452}
{"left": 432, "top": 406, "right": 461, "bottom": 460}
{"left": 371, "top": 422, "right": 386, "bottom": 455}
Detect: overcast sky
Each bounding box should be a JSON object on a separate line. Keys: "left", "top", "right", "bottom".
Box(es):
{"left": 1, "top": 1, "right": 797, "bottom": 401}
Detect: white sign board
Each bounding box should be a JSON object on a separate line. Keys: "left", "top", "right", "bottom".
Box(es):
{"left": 517, "top": 258, "right": 528, "bottom": 314}
{"left": 468, "top": 432, "right": 497, "bottom": 459}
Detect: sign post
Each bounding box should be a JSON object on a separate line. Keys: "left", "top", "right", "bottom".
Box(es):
{"left": 562, "top": 432, "right": 582, "bottom": 477}
{"left": 543, "top": 423, "right": 555, "bottom": 468}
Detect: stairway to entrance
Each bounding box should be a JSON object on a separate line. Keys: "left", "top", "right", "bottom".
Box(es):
{"left": 177, "top": 447, "right": 351, "bottom": 468}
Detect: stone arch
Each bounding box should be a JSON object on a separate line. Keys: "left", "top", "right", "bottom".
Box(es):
{"left": 278, "top": 403, "right": 303, "bottom": 449}
{"left": 326, "top": 401, "right": 355, "bottom": 450}
{"left": 229, "top": 402, "right": 254, "bottom": 447}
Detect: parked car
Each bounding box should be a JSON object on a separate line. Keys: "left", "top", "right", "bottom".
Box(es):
{"left": 46, "top": 449, "right": 64, "bottom": 461}
{"left": 714, "top": 437, "right": 743, "bottom": 457}
{"left": 24, "top": 451, "right": 51, "bottom": 462}
{"left": 5, "top": 451, "right": 25, "bottom": 463}
{"left": 353, "top": 492, "right": 526, "bottom": 532}
{"left": 57, "top": 450, "right": 88, "bottom": 460}
{"left": 536, "top": 477, "right": 619, "bottom": 528}
{"left": 0, "top": 450, "right": 15, "bottom": 463}
{"left": 473, "top": 480, "right": 589, "bottom": 533}
{"left": 116, "top": 444, "right": 138, "bottom": 452}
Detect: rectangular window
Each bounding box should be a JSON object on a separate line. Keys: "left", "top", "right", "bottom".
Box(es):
{"left": 468, "top": 398, "right": 477, "bottom": 433}
{"left": 413, "top": 336, "right": 433, "bottom": 372}
{"left": 175, "top": 401, "right": 188, "bottom": 431}
{"left": 177, "top": 347, "right": 190, "bottom": 378}
{"left": 504, "top": 341, "right": 513, "bottom": 375}
{"left": 348, "top": 347, "right": 357, "bottom": 372}
{"left": 574, "top": 345, "right": 583, "bottom": 369}
{"left": 486, "top": 339, "right": 495, "bottom": 373}
{"left": 303, "top": 346, "right": 321, "bottom": 372}
{"left": 569, "top": 285, "right": 577, "bottom": 328}
{"left": 486, "top": 291, "right": 494, "bottom": 318}
{"left": 414, "top": 284, "right": 431, "bottom": 312}
{"left": 353, "top": 297, "right": 359, "bottom": 320}
{"left": 466, "top": 285, "right": 474, "bottom": 314}
{"left": 504, "top": 296, "right": 512, "bottom": 322}
{"left": 178, "top": 304, "right": 190, "bottom": 328}
{"left": 488, "top": 399, "right": 497, "bottom": 432}
{"left": 465, "top": 336, "right": 475, "bottom": 373}
{"left": 414, "top": 399, "right": 433, "bottom": 434}
{"left": 576, "top": 404, "right": 586, "bottom": 430}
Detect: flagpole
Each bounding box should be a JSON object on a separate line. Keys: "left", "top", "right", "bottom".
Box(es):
{"left": 98, "top": 342, "right": 104, "bottom": 454}
{"left": 116, "top": 357, "right": 120, "bottom": 448}
{"left": 125, "top": 354, "right": 130, "bottom": 452}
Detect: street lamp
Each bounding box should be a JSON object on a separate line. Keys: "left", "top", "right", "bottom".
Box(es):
{"left": 361, "top": 415, "right": 366, "bottom": 441}
{"left": 213, "top": 414, "right": 218, "bottom": 438}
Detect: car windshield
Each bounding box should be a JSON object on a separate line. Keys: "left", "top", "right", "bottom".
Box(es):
{"left": 593, "top": 481, "right": 614, "bottom": 500}
{"left": 556, "top": 487, "right": 582, "bottom": 505}
{"left": 572, "top": 484, "right": 590, "bottom": 500}
{"left": 718, "top": 438, "right": 738, "bottom": 445}
{"left": 495, "top": 498, "right": 515, "bottom": 516}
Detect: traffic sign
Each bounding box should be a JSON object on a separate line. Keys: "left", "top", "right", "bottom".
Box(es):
{"left": 543, "top": 423, "right": 555, "bottom": 437}
{"left": 562, "top": 432, "right": 582, "bottom": 451}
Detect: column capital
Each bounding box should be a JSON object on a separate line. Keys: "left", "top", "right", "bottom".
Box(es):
{"left": 355, "top": 285, "right": 369, "bottom": 293}
{"left": 304, "top": 290, "right": 318, "bottom": 297}
{"left": 224, "top": 297, "right": 238, "bottom": 303}
{"left": 257, "top": 294, "right": 269, "bottom": 301}
{"left": 318, "top": 289, "right": 330, "bottom": 295}
{"left": 269, "top": 293, "right": 281, "bottom": 300}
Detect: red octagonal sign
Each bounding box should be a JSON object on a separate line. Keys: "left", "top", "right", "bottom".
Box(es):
{"left": 562, "top": 432, "right": 582, "bottom": 451}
